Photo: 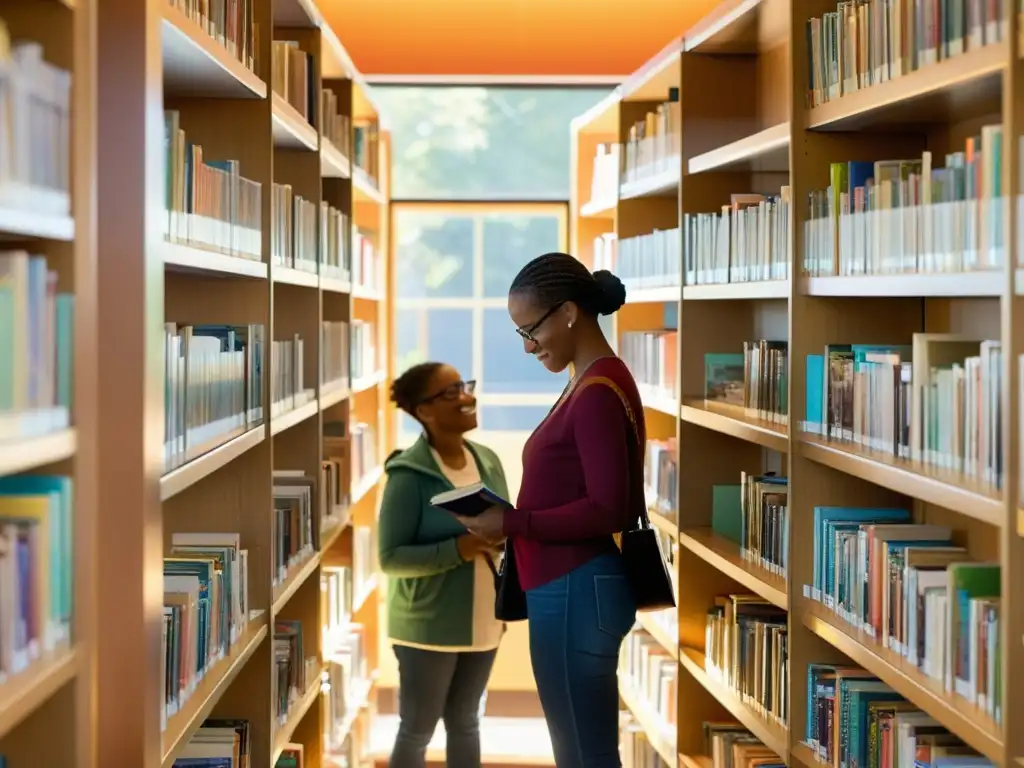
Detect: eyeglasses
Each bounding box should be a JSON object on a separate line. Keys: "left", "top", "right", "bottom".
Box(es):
{"left": 421, "top": 379, "right": 476, "bottom": 404}
{"left": 515, "top": 303, "right": 564, "bottom": 343}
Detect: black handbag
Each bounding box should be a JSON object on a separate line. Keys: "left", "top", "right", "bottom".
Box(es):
{"left": 485, "top": 543, "right": 527, "bottom": 621}
{"left": 576, "top": 377, "right": 677, "bottom": 612}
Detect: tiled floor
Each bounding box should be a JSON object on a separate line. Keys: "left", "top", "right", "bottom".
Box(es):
{"left": 370, "top": 715, "right": 555, "bottom": 765}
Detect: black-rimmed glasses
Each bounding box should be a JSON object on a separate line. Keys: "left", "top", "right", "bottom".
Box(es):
{"left": 516, "top": 302, "right": 564, "bottom": 343}
{"left": 421, "top": 379, "right": 476, "bottom": 404}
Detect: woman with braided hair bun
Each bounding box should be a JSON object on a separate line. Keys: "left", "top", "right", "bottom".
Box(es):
{"left": 456, "top": 253, "right": 644, "bottom": 768}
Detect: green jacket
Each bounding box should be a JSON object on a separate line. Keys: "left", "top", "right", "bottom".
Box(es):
{"left": 378, "top": 434, "right": 509, "bottom": 647}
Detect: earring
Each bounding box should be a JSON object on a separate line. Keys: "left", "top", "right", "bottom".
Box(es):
{"left": 568, "top": 321, "right": 573, "bottom": 329}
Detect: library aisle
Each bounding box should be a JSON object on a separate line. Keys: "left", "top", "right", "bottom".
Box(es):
{"left": 572, "top": 0, "right": 1024, "bottom": 766}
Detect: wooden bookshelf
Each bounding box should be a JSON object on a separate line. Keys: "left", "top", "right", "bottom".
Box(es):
{"left": 570, "top": 0, "right": 1024, "bottom": 766}
{"left": 0, "top": 0, "right": 391, "bottom": 765}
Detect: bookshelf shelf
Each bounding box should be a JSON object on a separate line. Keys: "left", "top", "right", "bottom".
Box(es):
{"left": 272, "top": 554, "right": 321, "bottom": 616}
{"left": 0, "top": 429, "right": 76, "bottom": 477}
{"left": 321, "top": 141, "right": 352, "bottom": 178}
{"left": 680, "top": 399, "right": 787, "bottom": 452}
{"left": 637, "top": 385, "right": 679, "bottom": 416}
{"left": 799, "top": 434, "right": 1004, "bottom": 526}
{"left": 320, "top": 382, "right": 351, "bottom": 410}
{"left": 637, "top": 613, "right": 679, "bottom": 660}
{"left": 580, "top": 197, "right": 617, "bottom": 218}
{"left": 162, "top": 241, "right": 269, "bottom": 279}
{"left": 352, "top": 369, "right": 386, "bottom": 394}
{"left": 682, "top": 280, "right": 789, "bottom": 301}
{"left": 678, "top": 648, "right": 788, "bottom": 759}
{"left": 649, "top": 508, "right": 679, "bottom": 540}
{"left": 801, "top": 600, "right": 1003, "bottom": 762}
{"left": 620, "top": 683, "right": 677, "bottom": 764}
{"left": 627, "top": 286, "right": 681, "bottom": 304}
{"left": 272, "top": 264, "right": 319, "bottom": 288}
{"left": 679, "top": 528, "right": 787, "bottom": 609}
{"left": 0, "top": 204, "right": 74, "bottom": 241}
{"left": 353, "top": 168, "right": 386, "bottom": 203}
{"left": 0, "top": 646, "right": 77, "bottom": 740}
{"left": 159, "top": 426, "right": 265, "bottom": 502}
{"left": 270, "top": 399, "right": 319, "bottom": 436}
{"left": 321, "top": 275, "right": 352, "bottom": 295}
{"left": 803, "top": 272, "right": 1004, "bottom": 298}
{"left": 806, "top": 42, "right": 1006, "bottom": 131}
{"left": 272, "top": 678, "right": 323, "bottom": 762}
{"left": 620, "top": 167, "right": 680, "bottom": 200}
{"left": 161, "top": 6, "right": 266, "bottom": 98}
{"left": 687, "top": 122, "right": 789, "bottom": 175}
{"left": 352, "top": 283, "right": 385, "bottom": 301}
{"left": 160, "top": 619, "right": 269, "bottom": 768}
{"left": 271, "top": 94, "right": 319, "bottom": 150}
{"left": 352, "top": 574, "right": 379, "bottom": 614}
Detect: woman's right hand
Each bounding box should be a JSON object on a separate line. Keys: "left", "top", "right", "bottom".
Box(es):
{"left": 456, "top": 533, "right": 494, "bottom": 561}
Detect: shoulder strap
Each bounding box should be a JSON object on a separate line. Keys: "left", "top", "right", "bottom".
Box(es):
{"left": 570, "top": 375, "right": 649, "bottom": 531}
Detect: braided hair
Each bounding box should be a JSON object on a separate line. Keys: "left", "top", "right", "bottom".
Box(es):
{"left": 509, "top": 252, "right": 626, "bottom": 316}
{"left": 390, "top": 362, "right": 443, "bottom": 420}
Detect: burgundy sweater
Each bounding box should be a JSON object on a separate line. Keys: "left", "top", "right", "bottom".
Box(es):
{"left": 503, "top": 357, "right": 647, "bottom": 592}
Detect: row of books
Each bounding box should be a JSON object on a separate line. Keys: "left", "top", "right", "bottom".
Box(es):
{"left": 272, "top": 470, "right": 319, "bottom": 588}
{"left": 592, "top": 232, "right": 616, "bottom": 273}
{"left": 804, "top": 131, "right": 1004, "bottom": 277}
{"left": 621, "top": 330, "right": 678, "bottom": 405}
{"left": 170, "top": 717, "right": 252, "bottom": 767}
{"left": 805, "top": 0, "right": 1005, "bottom": 110}
{"left": 699, "top": 723, "right": 783, "bottom": 768}
{"left": 322, "top": 419, "right": 350, "bottom": 520}
{"left": 323, "top": 565, "right": 354, "bottom": 636}
{"left": 0, "top": 251, "right": 74, "bottom": 442}
{"left": 321, "top": 88, "right": 351, "bottom": 158}
{"left": 271, "top": 335, "right": 315, "bottom": 416}
{"left": 0, "top": 474, "right": 74, "bottom": 680}
{"left": 353, "top": 123, "right": 379, "bottom": 186}
{"left": 352, "top": 230, "right": 383, "bottom": 294}
{"left": 353, "top": 525, "right": 374, "bottom": 594}
{"left": 164, "top": 111, "right": 263, "bottom": 262}
{"left": 163, "top": 323, "right": 265, "bottom": 473}
{"left": 273, "top": 619, "right": 320, "bottom": 724}
{"left": 272, "top": 41, "right": 316, "bottom": 127}
{"left": 803, "top": 336, "right": 1002, "bottom": 488}
{"left": 351, "top": 321, "right": 377, "bottom": 382}
{"left": 704, "top": 343, "right": 789, "bottom": 426}
{"left": 588, "top": 144, "right": 620, "bottom": 206}
{"left": 620, "top": 628, "right": 678, "bottom": 737}
{"left": 324, "top": 624, "right": 370, "bottom": 754}
{"left": 621, "top": 719, "right": 671, "bottom": 768}
{"left": 162, "top": 532, "right": 251, "bottom": 730}
{"left": 621, "top": 92, "right": 681, "bottom": 188}
{"left": 644, "top": 438, "right": 677, "bottom": 518}
{"left": 803, "top": 663, "right": 994, "bottom": 767}
{"left": 618, "top": 228, "right": 682, "bottom": 291}
{"left": 712, "top": 472, "right": 790, "bottom": 579}
{"left": 684, "top": 189, "right": 792, "bottom": 287}
{"left": 0, "top": 38, "right": 71, "bottom": 210}
{"left": 168, "top": 0, "right": 255, "bottom": 76}
{"left": 805, "top": 508, "right": 1001, "bottom": 724}
{"left": 322, "top": 320, "right": 350, "bottom": 388}
{"left": 276, "top": 745, "right": 307, "bottom": 767}
{"left": 271, "top": 184, "right": 318, "bottom": 274}
{"left": 322, "top": 203, "right": 352, "bottom": 282}
{"left": 351, "top": 423, "right": 379, "bottom": 492}
{"left": 704, "top": 594, "right": 788, "bottom": 726}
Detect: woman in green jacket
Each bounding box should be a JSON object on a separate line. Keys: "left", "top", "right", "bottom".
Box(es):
{"left": 379, "top": 361, "right": 508, "bottom": 768}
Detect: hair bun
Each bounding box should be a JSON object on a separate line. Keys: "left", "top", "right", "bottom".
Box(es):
{"left": 592, "top": 270, "right": 626, "bottom": 315}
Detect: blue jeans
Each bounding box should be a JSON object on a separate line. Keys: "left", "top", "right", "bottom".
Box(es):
{"left": 527, "top": 553, "right": 637, "bottom": 768}
{"left": 389, "top": 644, "right": 498, "bottom": 768}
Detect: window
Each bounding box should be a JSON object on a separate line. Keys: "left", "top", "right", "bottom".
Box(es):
{"left": 395, "top": 213, "right": 474, "bottom": 299}
{"left": 375, "top": 86, "right": 612, "bottom": 200}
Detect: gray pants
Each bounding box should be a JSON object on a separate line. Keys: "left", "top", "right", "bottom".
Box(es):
{"left": 389, "top": 644, "right": 498, "bottom": 768}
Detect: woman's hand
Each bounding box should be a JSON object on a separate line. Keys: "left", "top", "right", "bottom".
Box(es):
{"left": 455, "top": 505, "right": 506, "bottom": 543}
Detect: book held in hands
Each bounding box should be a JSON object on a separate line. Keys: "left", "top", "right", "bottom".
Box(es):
{"left": 430, "top": 483, "right": 510, "bottom": 518}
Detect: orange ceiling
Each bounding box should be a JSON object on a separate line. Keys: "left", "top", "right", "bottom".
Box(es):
{"left": 319, "top": 0, "right": 721, "bottom": 77}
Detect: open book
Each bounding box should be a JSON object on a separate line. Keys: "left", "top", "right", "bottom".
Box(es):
{"left": 430, "top": 483, "right": 511, "bottom": 517}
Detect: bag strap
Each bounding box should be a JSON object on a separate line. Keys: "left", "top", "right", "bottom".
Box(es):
{"left": 571, "top": 376, "right": 650, "bottom": 532}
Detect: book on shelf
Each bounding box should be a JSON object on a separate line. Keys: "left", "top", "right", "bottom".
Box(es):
{"left": 621, "top": 89, "right": 680, "bottom": 185}
{"left": 704, "top": 594, "right": 788, "bottom": 726}
{"left": 0, "top": 474, "right": 74, "bottom": 678}
{"left": 644, "top": 438, "right": 677, "bottom": 518}
{"left": 618, "top": 228, "right": 682, "bottom": 291}
{"left": 272, "top": 470, "right": 317, "bottom": 587}
{"left": 167, "top": 0, "right": 255, "bottom": 73}
{"left": 701, "top": 722, "right": 784, "bottom": 768}
{"left": 0, "top": 251, "right": 74, "bottom": 441}
{"left": 164, "top": 111, "right": 263, "bottom": 261}
{"left": 322, "top": 419, "right": 350, "bottom": 524}
{"left": 322, "top": 320, "right": 350, "bottom": 388}
{"left": 620, "top": 330, "right": 678, "bottom": 404}
{"left": 806, "top": 507, "right": 1002, "bottom": 724}
{"left": 320, "top": 202, "right": 351, "bottom": 282}
{"left": 350, "top": 422, "right": 378, "bottom": 486}
{"left": 322, "top": 565, "right": 354, "bottom": 635}
{"left": 352, "top": 231, "right": 382, "bottom": 292}
{"left": 805, "top": 0, "right": 1005, "bottom": 110}
{"left": 353, "top": 122, "right": 380, "bottom": 184}
{"left": 270, "top": 334, "right": 315, "bottom": 416}
{"left": 272, "top": 184, "right": 318, "bottom": 273}
{"left": 320, "top": 88, "right": 351, "bottom": 158}
{"left": 803, "top": 664, "right": 994, "bottom": 768}
{"left": 429, "top": 482, "right": 511, "bottom": 517}
{"left": 323, "top": 624, "right": 368, "bottom": 753}
{"left": 164, "top": 323, "right": 265, "bottom": 472}
{"left": 592, "top": 232, "right": 617, "bottom": 272}
{"left": 804, "top": 129, "right": 1004, "bottom": 277}
{"left": 271, "top": 41, "right": 316, "bottom": 126}
{"left": 803, "top": 337, "right": 1002, "bottom": 488}
{"left": 162, "top": 532, "right": 250, "bottom": 729}
{"left": 704, "top": 342, "right": 789, "bottom": 426}
{"left": 0, "top": 38, "right": 71, "bottom": 212}
{"left": 588, "top": 143, "right": 620, "bottom": 204}
{"left": 353, "top": 525, "right": 374, "bottom": 596}
{"left": 711, "top": 472, "right": 789, "bottom": 578}
{"left": 350, "top": 321, "right": 377, "bottom": 381}
{"left": 683, "top": 189, "right": 791, "bottom": 287}
{"left": 273, "top": 619, "right": 320, "bottom": 724}
{"left": 621, "top": 719, "right": 671, "bottom": 768}
{"left": 171, "top": 717, "right": 251, "bottom": 767}
{"left": 275, "top": 744, "right": 304, "bottom": 767}
{"left": 620, "top": 629, "right": 678, "bottom": 731}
